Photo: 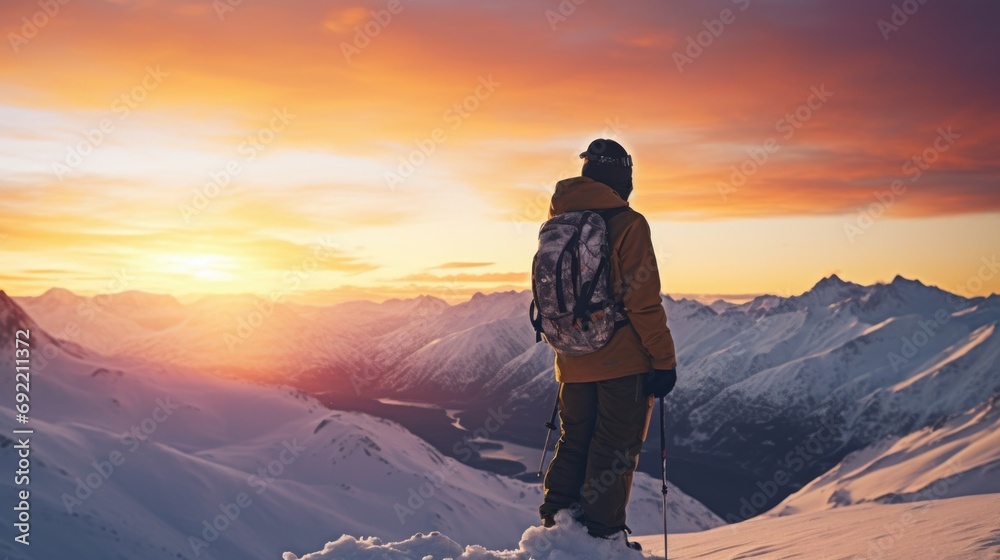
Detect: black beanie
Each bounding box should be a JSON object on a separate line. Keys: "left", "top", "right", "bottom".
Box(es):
{"left": 580, "top": 139, "right": 633, "bottom": 200}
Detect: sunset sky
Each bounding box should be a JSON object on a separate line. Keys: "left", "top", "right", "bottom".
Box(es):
{"left": 1, "top": 0, "right": 998, "bottom": 303}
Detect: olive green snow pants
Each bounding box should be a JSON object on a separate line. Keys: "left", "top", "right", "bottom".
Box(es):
{"left": 539, "top": 373, "right": 654, "bottom": 536}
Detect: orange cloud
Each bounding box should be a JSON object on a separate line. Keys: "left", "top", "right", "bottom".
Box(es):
{"left": 430, "top": 262, "right": 495, "bottom": 269}
{"left": 322, "top": 6, "right": 371, "bottom": 34}
{"left": 2, "top": 0, "right": 999, "bottom": 299}
{"left": 396, "top": 272, "right": 529, "bottom": 284}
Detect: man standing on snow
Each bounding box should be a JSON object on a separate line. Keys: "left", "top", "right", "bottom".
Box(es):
{"left": 537, "top": 139, "right": 677, "bottom": 550}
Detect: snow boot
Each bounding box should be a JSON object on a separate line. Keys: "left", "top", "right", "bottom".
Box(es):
{"left": 589, "top": 525, "right": 642, "bottom": 551}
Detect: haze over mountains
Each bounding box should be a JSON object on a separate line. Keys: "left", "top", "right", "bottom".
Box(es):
{"left": 0, "top": 292, "right": 721, "bottom": 560}
{"left": 15, "top": 274, "right": 1000, "bottom": 519}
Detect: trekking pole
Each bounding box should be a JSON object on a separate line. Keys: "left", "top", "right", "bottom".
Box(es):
{"left": 536, "top": 386, "right": 560, "bottom": 477}
{"left": 660, "top": 395, "right": 669, "bottom": 559}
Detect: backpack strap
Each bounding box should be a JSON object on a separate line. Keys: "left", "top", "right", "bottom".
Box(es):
{"left": 574, "top": 256, "right": 608, "bottom": 321}
{"left": 557, "top": 226, "right": 583, "bottom": 314}
{"left": 612, "top": 301, "right": 630, "bottom": 331}
{"left": 592, "top": 206, "right": 632, "bottom": 332}
{"left": 528, "top": 299, "right": 543, "bottom": 342}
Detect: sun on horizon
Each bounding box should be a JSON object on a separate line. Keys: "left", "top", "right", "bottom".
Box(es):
{"left": 1, "top": 0, "right": 998, "bottom": 302}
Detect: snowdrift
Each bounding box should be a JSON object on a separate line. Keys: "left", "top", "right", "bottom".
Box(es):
{"left": 286, "top": 494, "right": 1000, "bottom": 560}
{"left": 282, "top": 510, "right": 647, "bottom": 560}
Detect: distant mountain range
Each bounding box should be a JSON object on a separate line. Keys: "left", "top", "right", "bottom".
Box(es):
{"left": 12, "top": 275, "right": 1000, "bottom": 519}
{"left": 0, "top": 291, "right": 721, "bottom": 560}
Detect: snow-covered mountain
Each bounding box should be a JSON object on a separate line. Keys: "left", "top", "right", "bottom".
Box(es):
{"left": 14, "top": 275, "right": 1000, "bottom": 520}
{"left": 0, "top": 292, "right": 720, "bottom": 560}
{"left": 658, "top": 276, "right": 1000, "bottom": 515}
{"left": 769, "top": 394, "right": 1000, "bottom": 517}
{"left": 447, "top": 276, "right": 999, "bottom": 517}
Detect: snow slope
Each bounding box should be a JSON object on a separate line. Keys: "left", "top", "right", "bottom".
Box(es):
{"left": 15, "top": 276, "right": 1000, "bottom": 520}
{"left": 286, "top": 495, "right": 1000, "bottom": 560}
{"left": 635, "top": 494, "right": 1000, "bottom": 560}
{"left": 0, "top": 292, "right": 720, "bottom": 560}
{"left": 770, "top": 394, "right": 1000, "bottom": 516}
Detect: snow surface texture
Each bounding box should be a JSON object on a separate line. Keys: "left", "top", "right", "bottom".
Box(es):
{"left": 288, "top": 495, "right": 1000, "bottom": 560}
{"left": 283, "top": 510, "right": 648, "bottom": 560}
{"left": 636, "top": 494, "right": 1000, "bottom": 560}
{"left": 0, "top": 292, "right": 719, "bottom": 560}
{"left": 770, "top": 394, "right": 1000, "bottom": 516}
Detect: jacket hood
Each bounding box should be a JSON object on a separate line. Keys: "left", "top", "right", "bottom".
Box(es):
{"left": 548, "top": 176, "right": 629, "bottom": 218}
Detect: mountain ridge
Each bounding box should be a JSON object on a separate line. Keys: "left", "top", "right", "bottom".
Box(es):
{"left": 8, "top": 274, "right": 998, "bottom": 519}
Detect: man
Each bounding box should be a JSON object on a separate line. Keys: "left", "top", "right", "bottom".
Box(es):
{"left": 538, "top": 139, "right": 677, "bottom": 550}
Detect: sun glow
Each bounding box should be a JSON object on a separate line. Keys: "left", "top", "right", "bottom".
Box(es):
{"left": 154, "top": 253, "right": 238, "bottom": 282}
{"left": 0, "top": 1, "right": 998, "bottom": 301}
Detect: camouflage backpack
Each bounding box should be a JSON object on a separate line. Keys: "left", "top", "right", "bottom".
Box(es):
{"left": 529, "top": 207, "right": 631, "bottom": 356}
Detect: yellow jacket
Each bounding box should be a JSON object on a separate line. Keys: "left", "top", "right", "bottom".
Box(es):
{"left": 547, "top": 177, "right": 677, "bottom": 383}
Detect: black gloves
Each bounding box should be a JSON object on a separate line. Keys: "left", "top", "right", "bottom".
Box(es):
{"left": 644, "top": 368, "right": 677, "bottom": 398}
